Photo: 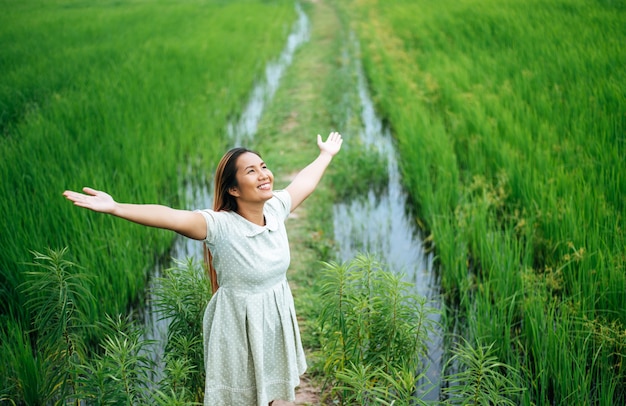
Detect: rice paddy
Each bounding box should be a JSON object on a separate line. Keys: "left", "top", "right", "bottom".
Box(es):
{"left": 1, "top": 0, "right": 624, "bottom": 404}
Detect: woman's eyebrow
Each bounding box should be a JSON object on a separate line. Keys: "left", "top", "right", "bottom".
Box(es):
{"left": 243, "top": 162, "right": 266, "bottom": 170}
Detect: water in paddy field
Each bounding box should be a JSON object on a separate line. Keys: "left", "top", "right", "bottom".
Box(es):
{"left": 139, "top": 3, "right": 310, "bottom": 381}
{"left": 332, "top": 52, "right": 443, "bottom": 400}
{"left": 227, "top": 3, "right": 310, "bottom": 147}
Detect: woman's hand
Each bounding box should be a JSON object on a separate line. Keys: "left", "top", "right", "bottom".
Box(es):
{"left": 317, "top": 131, "right": 343, "bottom": 157}
{"left": 63, "top": 187, "right": 116, "bottom": 213}
{"left": 286, "top": 132, "right": 344, "bottom": 211}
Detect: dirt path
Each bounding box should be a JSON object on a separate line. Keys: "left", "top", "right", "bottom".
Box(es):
{"left": 253, "top": 0, "right": 344, "bottom": 404}
{"left": 272, "top": 376, "right": 321, "bottom": 406}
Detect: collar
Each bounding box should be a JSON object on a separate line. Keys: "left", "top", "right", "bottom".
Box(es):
{"left": 237, "top": 212, "right": 279, "bottom": 237}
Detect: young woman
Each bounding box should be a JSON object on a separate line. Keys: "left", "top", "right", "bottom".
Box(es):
{"left": 63, "top": 132, "right": 343, "bottom": 406}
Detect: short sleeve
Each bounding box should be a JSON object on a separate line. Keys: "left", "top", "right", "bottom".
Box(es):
{"left": 195, "top": 209, "right": 218, "bottom": 244}
{"left": 270, "top": 190, "right": 291, "bottom": 220}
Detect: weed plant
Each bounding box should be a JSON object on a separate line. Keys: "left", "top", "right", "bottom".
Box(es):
{"left": 152, "top": 258, "right": 212, "bottom": 402}
{"left": 73, "top": 314, "right": 156, "bottom": 405}
{"left": 317, "top": 254, "right": 525, "bottom": 405}
{"left": 1, "top": 248, "right": 210, "bottom": 404}
{"left": 317, "top": 254, "right": 438, "bottom": 404}
{"left": 441, "top": 338, "right": 523, "bottom": 405}
{"left": 1, "top": 248, "right": 88, "bottom": 404}
{"left": 335, "top": 0, "right": 625, "bottom": 403}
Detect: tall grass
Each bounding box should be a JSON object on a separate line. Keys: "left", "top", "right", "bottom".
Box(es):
{"left": 335, "top": 0, "right": 625, "bottom": 403}
{"left": 1, "top": 0, "right": 295, "bottom": 335}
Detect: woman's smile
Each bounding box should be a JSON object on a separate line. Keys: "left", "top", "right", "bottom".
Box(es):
{"left": 231, "top": 152, "right": 275, "bottom": 202}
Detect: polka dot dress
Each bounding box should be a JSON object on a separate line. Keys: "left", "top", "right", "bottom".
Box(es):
{"left": 197, "top": 190, "right": 307, "bottom": 406}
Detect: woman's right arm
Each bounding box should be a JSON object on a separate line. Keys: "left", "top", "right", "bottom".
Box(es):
{"left": 63, "top": 187, "right": 207, "bottom": 240}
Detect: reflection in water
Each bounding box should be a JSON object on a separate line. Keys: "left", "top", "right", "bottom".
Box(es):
{"left": 332, "top": 52, "right": 443, "bottom": 400}
{"left": 140, "top": 3, "right": 310, "bottom": 380}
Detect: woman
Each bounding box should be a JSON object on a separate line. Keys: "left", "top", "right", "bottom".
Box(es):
{"left": 63, "top": 132, "right": 343, "bottom": 406}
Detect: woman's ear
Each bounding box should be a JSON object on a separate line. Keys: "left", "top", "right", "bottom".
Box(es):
{"left": 228, "top": 186, "right": 240, "bottom": 197}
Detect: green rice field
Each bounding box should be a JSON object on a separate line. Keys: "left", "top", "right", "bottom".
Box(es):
{"left": 0, "top": 1, "right": 297, "bottom": 396}
{"left": 336, "top": 0, "right": 625, "bottom": 403}
{"left": 1, "top": 0, "right": 295, "bottom": 322}
{"left": 1, "top": 0, "right": 624, "bottom": 403}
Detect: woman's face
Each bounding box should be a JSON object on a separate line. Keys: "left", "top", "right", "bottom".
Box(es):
{"left": 229, "top": 152, "right": 274, "bottom": 204}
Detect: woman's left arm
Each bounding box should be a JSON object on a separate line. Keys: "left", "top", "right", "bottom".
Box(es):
{"left": 285, "top": 132, "right": 343, "bottom": 211}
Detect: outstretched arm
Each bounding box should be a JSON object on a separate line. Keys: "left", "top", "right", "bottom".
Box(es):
{"left": 63, "top": 187, "right": 207, "bottom": 240}
{"left": 285, "top": 132, "right": 343, "bottom": 211}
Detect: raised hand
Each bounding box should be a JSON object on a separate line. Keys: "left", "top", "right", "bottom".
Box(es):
{"left": 63, "top": 187, "right": 116, "bottom": 213}
{"left": 317, "top": 131, "right": 343, "bottom": 157}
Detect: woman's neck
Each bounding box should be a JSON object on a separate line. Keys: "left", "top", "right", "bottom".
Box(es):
{"left": 236, "top": 203, "right": 266, "bottom": 226}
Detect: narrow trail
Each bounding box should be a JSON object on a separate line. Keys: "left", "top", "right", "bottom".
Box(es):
{"left": 273, "top": 2, "right": 442, "bottom": 402}
{"left": 257, "top": 0, "right": 343, "bottom": 404}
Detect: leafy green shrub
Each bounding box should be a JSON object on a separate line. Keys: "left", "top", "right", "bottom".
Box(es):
{"left": 152, "top": 257, "right": 211, "bottom": 402}
{"left": 442, "top": 338, "right": 523, "bottom": 405}
{"left": 74, "top": 314, "right": 156, "bottom": 405}
{"left": 1, "top": 249, "right": 208, "bottom": 405}
{"left": 317, "top": 253, "right": 437, "bottom": 404}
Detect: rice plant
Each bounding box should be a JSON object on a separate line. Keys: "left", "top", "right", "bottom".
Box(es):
{"left": 335, "top": 0, "right": 626, "bottom": 402}
{"left": 1, "top": 0, "right": 296, "bottom": 339}
{"left": 1, "top": 1, "right": 298, "bottom": 401}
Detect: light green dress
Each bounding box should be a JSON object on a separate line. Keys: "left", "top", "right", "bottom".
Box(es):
{"left": 198, "top": 190, "right": 307, "bottom": 406}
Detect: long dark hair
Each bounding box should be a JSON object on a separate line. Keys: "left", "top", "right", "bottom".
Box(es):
{"left": 204, "top": 147, "right": 262, "bottom": 294}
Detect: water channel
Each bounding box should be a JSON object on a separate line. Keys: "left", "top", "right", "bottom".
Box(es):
{"left": 332, "top": 48, "right": 442, "bottom": 399}
{"left": 141, "top": 2, "right": 442, "bottom": 400}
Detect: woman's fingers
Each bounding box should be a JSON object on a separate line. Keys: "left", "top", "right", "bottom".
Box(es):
{"left": 82, "top": 186, "right": 99, "bottom": 196}
{"left": 63, "top": 187, "right": 113, "bottom": 212}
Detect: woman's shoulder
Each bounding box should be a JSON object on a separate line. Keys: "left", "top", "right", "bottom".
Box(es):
{"left": 196, "top": 209, "right": 244, "bottom": 243}
{"left": 195, "top": 208, "right": 238, "bottom": 226}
